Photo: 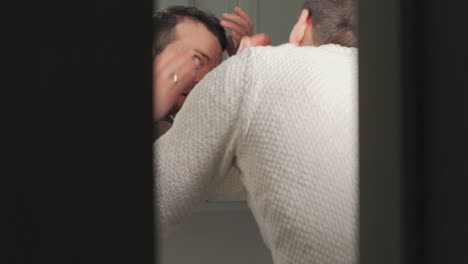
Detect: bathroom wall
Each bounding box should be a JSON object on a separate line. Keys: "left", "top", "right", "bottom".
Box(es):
{"left": 159, "top": 202, "right": 273, "bottom": 264}
{"left": 154, "top": 0, "right": 305, "bottom": 45}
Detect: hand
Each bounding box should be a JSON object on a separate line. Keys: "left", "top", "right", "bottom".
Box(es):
{"left": 236, "top": 33, "right": 271, "bottom": 55}
{"left": 220, "top": 7, "right": 254, "bottom": 56}
{"left": 153, "top": 49, "right": 200, "bottom": 121}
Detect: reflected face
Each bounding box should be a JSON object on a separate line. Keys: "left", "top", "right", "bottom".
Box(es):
{"left": 160, "top": 19, "right": 224, "bottom": 115}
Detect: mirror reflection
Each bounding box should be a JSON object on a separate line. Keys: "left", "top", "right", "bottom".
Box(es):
{"left": 153, "top": 0, "right": 358, "bottom": 263}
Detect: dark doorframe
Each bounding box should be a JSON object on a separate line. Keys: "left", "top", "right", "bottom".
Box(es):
{"left": 359, "top": 0, "right": 468, "bottom": 263}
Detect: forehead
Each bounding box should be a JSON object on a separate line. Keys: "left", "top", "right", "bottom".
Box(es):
{"left": 170, "top": 19, "right": 223, "bottom": 63}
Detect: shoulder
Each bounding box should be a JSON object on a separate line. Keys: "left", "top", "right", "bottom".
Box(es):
{"left": 250, "top": 43, "right": 357, "bottom": 62}
{"left": 247, "top": 44, "right": 357, "bottom": 77}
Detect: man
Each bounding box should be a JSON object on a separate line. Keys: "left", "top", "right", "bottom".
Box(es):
{"left": 153, "top": 6, "right": 258, "bottom": 200}
{"left": 155, "top": 0, "right": 358, "bottom": 263}
{"left": 153, "top": 5, "right": 255, "bottom": 124}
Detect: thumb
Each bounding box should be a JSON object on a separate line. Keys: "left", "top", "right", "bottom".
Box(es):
{"left": 249, "top": 33, "right": 271, "bottom": 47}
{"left": 237, "top": 36, "right": 252, "bottom": 55}
{"left": 226, "top": 34, "right": 236, "bottom": 56}
{"left": 236, "top": 34, "right": 271, "bottom": 55}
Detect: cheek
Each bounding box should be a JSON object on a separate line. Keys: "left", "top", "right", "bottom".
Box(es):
{"left": 200, "top": 61, "right": 221, "bottom": 78}
{"left": 173, "top": 95, "right": 187, "bottom": 114}
{"left": 197, "top": 68, "right": 211, "bottom": 80}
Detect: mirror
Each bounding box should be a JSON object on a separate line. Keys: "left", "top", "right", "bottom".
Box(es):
{"left": 153, "top": 1, "right": 358, "bottom": 263}
{"left": 154, "top": 0, "right": 306, "bottom": 204}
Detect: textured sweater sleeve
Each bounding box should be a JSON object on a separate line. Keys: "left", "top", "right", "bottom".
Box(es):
{"left": 153, "top": 49, "right": 255, "bottom": 237}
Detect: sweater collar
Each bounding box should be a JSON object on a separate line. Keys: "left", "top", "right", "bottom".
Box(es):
{"left": 282, "top": 43, "right": 357, "bottom": 56}
{"left": 318, "top": 44, "right": 357, "bottom": 56}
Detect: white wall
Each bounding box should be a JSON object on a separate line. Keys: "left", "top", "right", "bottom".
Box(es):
{"left": 159, "top": 202, "right": 273, "bottom": 264}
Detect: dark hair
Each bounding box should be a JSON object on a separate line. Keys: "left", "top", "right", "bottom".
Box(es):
{"left": 301, "top": 0, "right": 357, "bottom": 47}
{"left": 152, "top": 6, "right": 227, "bottom": 57}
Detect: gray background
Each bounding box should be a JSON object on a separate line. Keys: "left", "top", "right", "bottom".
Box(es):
{"left": 159, "top": 202, "right": 273, "bottom": 264}
{"left": 155, "top": 0, "right": 304, "bottom": 45}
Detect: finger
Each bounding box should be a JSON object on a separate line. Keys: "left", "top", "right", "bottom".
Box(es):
{"left": 220, "top": 20, "right": 247, "bottom": 37}
{"left": 221, "top": 13, "right": 250, "bottom": 33}
{"left": 161, "top": 50, "right": 199, "bottom": 84}
{"left": 159, "top": 63, "right": 197, "bottom": 109}
{"left": 155, "top": 45, "right": 199, "bottom": 73}
{"left": 237, "top": 36, "right": 251, "bottom": 55}
{"left": 230, "top": 30, "right": 243, "bottom": 44}
{"left": 153, "top": 50, "right": 199, "bottom": 121}
{"left": 236, "top": 34, "right": 271, "bottom": 55}
{"left": 175, "top": 59, "right": 199, "bottom": 91}
{"left": 226, "top": 34, "right": 237, "bottom": 56}
{"left": 154, "top": 47, "right": 196, "bottom": 76}
{"left": 154, "top": 52, "right": 185, "bottom": 120}
{"left": 155, "top": 49, "right": 181, "bottom": 74}
{"left": 234, "top": 6, "right": 254, "bottom": 26}
{"left": 249, "top": 33, "right": 271, "bottom": 47}
{"left": 159, "top": 51, "right": 198, "bottom": 86}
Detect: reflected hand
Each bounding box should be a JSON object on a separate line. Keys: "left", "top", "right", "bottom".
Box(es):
{"left": 153, "top": 49, "right": 200, "bottom": 121}
{"left": 221, "top": 7, "right": 254, "bottom": 56}
{"left": 236, "top": 33, "right": 271, "bottom": 55}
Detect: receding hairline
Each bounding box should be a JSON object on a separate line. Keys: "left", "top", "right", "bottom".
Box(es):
{"left": 170, "top": 17, "right": 224, "bottom": 55}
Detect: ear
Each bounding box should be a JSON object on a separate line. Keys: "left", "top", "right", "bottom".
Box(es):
{"left": 289, "top": 9, "right": 313, "bottom": 46}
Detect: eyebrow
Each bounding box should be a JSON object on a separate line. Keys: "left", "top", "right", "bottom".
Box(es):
{"left": 194, "top": 49, "right": 211, "bottom": 62}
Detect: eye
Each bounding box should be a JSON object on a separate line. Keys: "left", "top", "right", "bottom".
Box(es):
{"left": 192, "top": 55, "right": 203, "bottom": 69}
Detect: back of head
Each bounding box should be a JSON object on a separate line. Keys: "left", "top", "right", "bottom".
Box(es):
{"left": 302, "top": 0, "right": 357, "bottom": 47}
{"left": 152, "top": 6, "right": 227, "bottom": 57}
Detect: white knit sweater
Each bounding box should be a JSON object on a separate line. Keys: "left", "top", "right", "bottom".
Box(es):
{"left": 154, "top": 43, "right": 358, "bottom": 264}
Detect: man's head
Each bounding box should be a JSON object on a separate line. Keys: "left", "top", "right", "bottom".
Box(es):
{"left": 153, "top": 6, "right": 227, "bottom": 115}
{"left": 289, "top": 0, "right": 357, "bottom": 47}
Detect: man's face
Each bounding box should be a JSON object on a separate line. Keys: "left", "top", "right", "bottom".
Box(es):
{"left": 157, "top": 19, "right": 224, "bottom": 115}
